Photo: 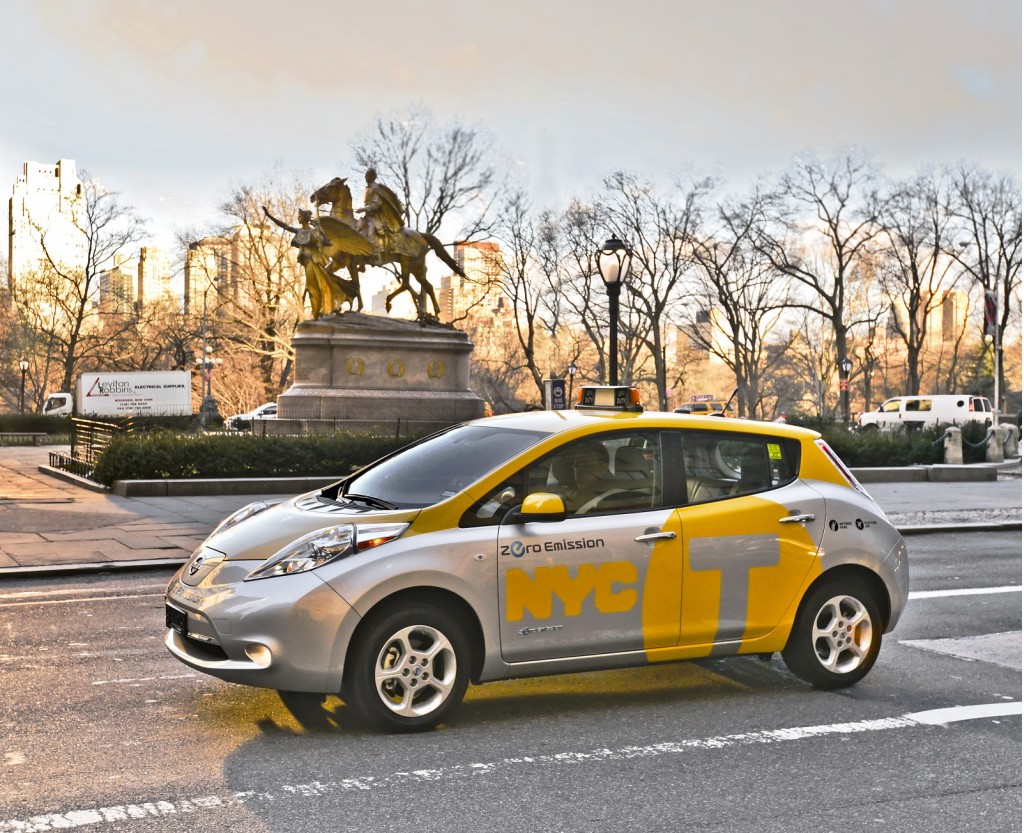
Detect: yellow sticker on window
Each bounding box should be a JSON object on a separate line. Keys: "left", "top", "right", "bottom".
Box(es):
{"left": 767, "top": 443, "right": 783, "bottom": 460}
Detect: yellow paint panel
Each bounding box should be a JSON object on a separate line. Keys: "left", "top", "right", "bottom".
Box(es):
{"left": 640, "top": 513, "right": 684, "bottom": 649}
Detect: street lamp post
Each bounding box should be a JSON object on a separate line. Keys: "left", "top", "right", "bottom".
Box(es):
{"left": 18, "top": 357, "right": 28, "bottom": 414}
{"left": 596, "top": 237, "right": 633, "bottom": 385}
{"left": 197, "top": 277, "right": 222, "bottom": 426}
{"left": 839, "top": 356, "right": 853, "bottom": 425}
{"left": 196, "top": 350, "right": 223, "bottom": 425}
{"left": 566, "top": 361, "right": 578, "bottom": 406}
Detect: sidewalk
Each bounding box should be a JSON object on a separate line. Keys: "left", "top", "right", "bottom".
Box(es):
{"left": 0, "top": 445, "right": 1020, "bottom": 577}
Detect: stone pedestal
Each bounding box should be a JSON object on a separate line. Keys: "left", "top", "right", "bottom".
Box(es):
{"left": 271, "top": 313, "right": 484, "bottom": 436}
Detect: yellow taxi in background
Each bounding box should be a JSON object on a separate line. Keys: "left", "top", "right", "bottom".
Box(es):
{"left": 674, "top": 400, "right": 733, "bottom": 416}
{"left": 165, "top": 386, "right": 908, "bottom": 732}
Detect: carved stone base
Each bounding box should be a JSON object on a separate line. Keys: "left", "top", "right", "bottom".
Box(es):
{"left": 270, "top": 312, "right": 484, "bottom": 436}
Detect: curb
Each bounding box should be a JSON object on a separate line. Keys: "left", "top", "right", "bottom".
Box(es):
{"left": 0, "top": 557, "right": 186, "bottom": 578}
{"left": 37, "top": 465, "right": 108, "bottom": 493}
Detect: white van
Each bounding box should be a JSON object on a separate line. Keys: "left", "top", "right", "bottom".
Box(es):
{"left": 858, "top": 395, "right": 993, "bottom": 430}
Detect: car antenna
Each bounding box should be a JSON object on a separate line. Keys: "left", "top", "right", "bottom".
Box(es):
{"left": 722, "top": 388, "right": 738, "bottom": 415}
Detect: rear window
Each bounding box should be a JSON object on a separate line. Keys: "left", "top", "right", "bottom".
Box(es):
{"left": 671, "top": 430, "right": 800, "bottom": 505}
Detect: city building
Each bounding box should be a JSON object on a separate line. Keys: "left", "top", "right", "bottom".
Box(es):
{"left": 439, "top": 241, "right": 506, "bottom": 322}
{"left": 184, "top": 235, "right": 235, "bottom": 317}
{"left": 7, "top": 159, "right": 84, "bottom": 291}
{"left": 137, "top": 246, "right": 179, "bottom": 308}
{"left": 98, "top": 253, "right": 137, "bottom": 314}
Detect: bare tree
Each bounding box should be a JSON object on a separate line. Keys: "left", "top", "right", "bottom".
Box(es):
{"left": 183, "top": 174, "right": 309, "bottom": 404}
{"left": 492, "top": 189, "right": 554, "bottom": 400}
{"left": 12, "top": 174, "right": 146, "bottom": 395}
{"left": 600, "top": 172, "right": 712, "bottom": 409}
{"left": 874, "top": 168, "right": 966, "bottom": 395}
{"left": 948, "top": 163, "right": 1022, "bottom": 413}
{"left": 688, "top": 198, "right": 792, "bottom": 418}
{"left": 751, "top": 152, "right": 881, "bottom": 414}
{"left": 556, "top": 199, "right": 613, "bottom": 386}
{"left": 351, "top": 107, "right": 501, "bottom": 241}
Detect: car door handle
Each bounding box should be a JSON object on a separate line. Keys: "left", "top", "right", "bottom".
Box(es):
{"left": 634, "top": 531, "right": 677, "bottom": 542}
{"left": 779, "top": 513, "right": 816, "bottom": 524}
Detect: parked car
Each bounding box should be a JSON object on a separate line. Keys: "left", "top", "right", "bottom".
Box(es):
{"left": 165, "top": 385, "right": 908, "bottom": 732}
{"left": 858, "top": 395, "right": 992, "bottom": 430}
{"left": 225, "top": 402, "right": 277, "bottom": 430}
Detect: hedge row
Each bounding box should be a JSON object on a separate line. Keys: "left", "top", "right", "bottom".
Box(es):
{"left": 0, "top": 414, "right": 72, "bottom": 433}
{"left": 91, "top": 431, "right": 414, "bottom": 486}
{"left": 89, "top": 419, "right": 993, "bottom": 486}
{"left": 805, "top": 420, "right": 991, "bottom": 466}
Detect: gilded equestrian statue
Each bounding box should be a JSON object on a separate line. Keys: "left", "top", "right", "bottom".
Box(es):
{"left": 309, "top": 171, "right": 466, "bottom": 317}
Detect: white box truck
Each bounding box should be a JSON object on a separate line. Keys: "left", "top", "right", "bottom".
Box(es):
{"left": 42, "top": 371, "right": 193, "bottom": 418}
{"left": 858, "top": 394, "right": 993, "bottom": 430}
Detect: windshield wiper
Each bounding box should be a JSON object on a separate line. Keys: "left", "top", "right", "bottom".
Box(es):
{"left": 340, "top": 493, "right": 398, "bottom": 511}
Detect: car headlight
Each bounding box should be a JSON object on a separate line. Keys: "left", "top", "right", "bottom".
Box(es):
{"left": 209, "top": 500, "right": 280, "bottom": 538}
{"left": 244, "top": 523, "right": 408, "bottom": 581}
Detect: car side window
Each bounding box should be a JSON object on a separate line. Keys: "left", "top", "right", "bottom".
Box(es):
{"left": 881, "top": 399, "right": 901, "bottom": 413}
{"left": 673, "top": 430, "right": 799, "bottom": 505}
{"left": 460, "top": 430, "right": 662, "bottom": 526}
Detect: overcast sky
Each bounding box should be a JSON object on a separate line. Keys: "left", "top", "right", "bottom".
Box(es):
{"left": 2, "top": 0, "right": 1020, "bottom": 250}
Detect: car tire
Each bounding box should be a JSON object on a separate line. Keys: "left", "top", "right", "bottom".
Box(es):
{"left": 345, "top": 603, "right": 471, "bottom": 733}
{"left": 781, "top": 576, "right": 882, "bottom": 690}
{"left": 860, "top": 423, "right": 879, "bottom": 432}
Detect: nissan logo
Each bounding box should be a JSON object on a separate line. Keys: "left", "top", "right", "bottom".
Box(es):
{"left": 188, "top": 553, "right": 206, "bottom": 576}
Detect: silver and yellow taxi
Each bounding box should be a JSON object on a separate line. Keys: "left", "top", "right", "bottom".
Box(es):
{"left": 165, "top": 387, "right": 909, "bottom": 732}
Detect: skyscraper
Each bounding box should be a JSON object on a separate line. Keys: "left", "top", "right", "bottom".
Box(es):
{"left": 7, "top": 159, "right": 84, "bottom": 291}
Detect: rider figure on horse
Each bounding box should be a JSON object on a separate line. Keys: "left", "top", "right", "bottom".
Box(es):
{"left": 356, "top": 168, "right": 404, "bottom": 264}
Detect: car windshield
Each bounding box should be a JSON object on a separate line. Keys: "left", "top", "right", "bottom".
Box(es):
{"left": 339, "top": 424, "right": 552, "bottom": 509}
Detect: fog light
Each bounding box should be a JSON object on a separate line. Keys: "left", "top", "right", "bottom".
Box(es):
{"left": 245, "top": 644, "right": 272, "bottom": 668}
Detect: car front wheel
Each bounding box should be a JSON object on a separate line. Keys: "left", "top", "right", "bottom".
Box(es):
{"left": 345, "top": 603, "right": 471, "bottom": 732}
{"left": 782, "top": 577, "right": 882, "bottom": 689}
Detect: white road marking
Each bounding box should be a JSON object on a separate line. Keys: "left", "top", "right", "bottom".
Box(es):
{"left": 909, "top": 585, "right": 1021, "bottom": 600}
{"left": 909, "top": 702, "right": 1023, "bottom": 724}
{"left": 92, "top": 674, "right": 197, "bottom": 686}
{"left": 3, "top": 752, "right": 25, "bottom": 766}
{"left": 1, "top": 702, "right": 1019, "bottom": 831}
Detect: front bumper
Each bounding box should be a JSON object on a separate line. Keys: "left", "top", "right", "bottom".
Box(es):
{"left": 164, "top": 560, "right": 357, "bottom": 693}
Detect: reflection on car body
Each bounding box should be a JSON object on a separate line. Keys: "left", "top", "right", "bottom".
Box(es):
{"left": 165, "top": 387, "right": 909, "bottom": 732}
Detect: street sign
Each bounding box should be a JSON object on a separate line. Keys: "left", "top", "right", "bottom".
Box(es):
{"left": 544, "top": 378, "right": 568, "bottom": 410}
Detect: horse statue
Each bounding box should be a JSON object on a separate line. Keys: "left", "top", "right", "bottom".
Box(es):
{"left": 309, "top": 174, "right": 466, "bottom": 317}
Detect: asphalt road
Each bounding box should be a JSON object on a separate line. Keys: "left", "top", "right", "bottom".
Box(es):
{"left": 0, "top": 530, "right": 1020, "bottom": 832}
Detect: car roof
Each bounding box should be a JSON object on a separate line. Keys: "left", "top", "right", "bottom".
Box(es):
{"left": 474, "top": 408, "right": 819, "bottom": 440}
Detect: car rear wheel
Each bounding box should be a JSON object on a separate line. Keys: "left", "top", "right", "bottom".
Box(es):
{"left": 345, "top": 603, "right": 470, "bottom": 732}
{"left": 782, "top": 577, "right": 882, "bottom": 689}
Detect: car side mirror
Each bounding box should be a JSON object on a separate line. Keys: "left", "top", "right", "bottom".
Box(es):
{"left": 503, "top": 492, "right": 567, "bottom": 524}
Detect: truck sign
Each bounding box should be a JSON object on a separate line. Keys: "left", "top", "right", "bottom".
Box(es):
{"left": 43, "top": 371, "right": 193, "bottom": 417}
{"left": 78, "top": 371, "right": 192, "bottom": 417}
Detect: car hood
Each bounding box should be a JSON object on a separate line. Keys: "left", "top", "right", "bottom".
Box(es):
{"left": 202, "top": 491, "right": 421, "bottom": 562}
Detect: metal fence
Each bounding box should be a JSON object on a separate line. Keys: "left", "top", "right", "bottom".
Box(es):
{"left": 48, "top": 417, "right": 134, "bottom": 481}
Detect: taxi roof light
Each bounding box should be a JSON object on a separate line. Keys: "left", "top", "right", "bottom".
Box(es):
{"left": 575, "top": 385, "right": 643, "bottom": 412}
